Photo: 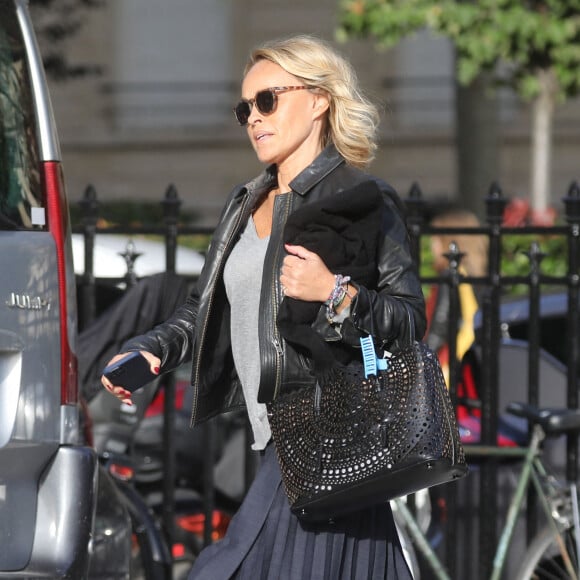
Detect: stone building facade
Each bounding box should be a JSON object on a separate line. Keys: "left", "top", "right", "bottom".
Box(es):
{"left": 45, "top": 0, "right": 580, "bottom": 226}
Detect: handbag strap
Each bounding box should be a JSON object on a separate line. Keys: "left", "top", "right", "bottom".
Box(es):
{"left": 403, "top": 302, "right": 416, "bottom": 345}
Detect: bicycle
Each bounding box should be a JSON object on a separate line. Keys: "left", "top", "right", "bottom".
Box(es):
{"left": 392, "top": 401, "right": 580, "bottom": 580}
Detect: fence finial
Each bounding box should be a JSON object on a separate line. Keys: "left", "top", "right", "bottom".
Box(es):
{"left": 444, "top": 240, "right": 466, "bottom": 274}
{"left": 484, "top": 181, "right": 507, "bottom": 225}
{"left": 524, "top": 240, "right": 546, "bottom": 279}
{"left": 162, "top": 183, "right": 182, "bottom": 223}
{"left": 408, "top": 182, "right": 423, "bottom": 200}
{"left": 120, "top": 239, "right": 142, "bottom": 287}
{"left": 404, "top": 182, "right": 425, "bottom": 225}
{"left": 162, "top": 184, "right": 181, "bottom": 273}
{"left": 563, "top": 180, "right": 580, "bottom": 224}
{"left": 79, "top": 184, "right": 99, "bottom": 225}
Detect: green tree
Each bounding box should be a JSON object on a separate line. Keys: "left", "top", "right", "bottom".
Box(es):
{"left": 338, "top": 0, "right": 580, "bottom": 213}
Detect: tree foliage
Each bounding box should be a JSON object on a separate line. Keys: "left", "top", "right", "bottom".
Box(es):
{"left": 29, "top": 0, "right": 105, "bottom": 80}
{"left": 338, "top": 0, "right": 580, "bottom": 212}
{"left": 337, "top": 0, "right": 580, "bottom": 102}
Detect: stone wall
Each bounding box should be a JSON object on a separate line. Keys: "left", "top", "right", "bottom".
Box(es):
{"left": 45, "top": 0, "right": 580, "bottom": 226}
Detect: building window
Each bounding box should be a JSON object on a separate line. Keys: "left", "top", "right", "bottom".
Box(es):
{"left": 110, "top": 0, "right": 233, "bottom": 130}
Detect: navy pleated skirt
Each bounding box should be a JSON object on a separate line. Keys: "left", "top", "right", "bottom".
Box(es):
{"left": 188, "top": 443, "right": 413, "bottom": 580}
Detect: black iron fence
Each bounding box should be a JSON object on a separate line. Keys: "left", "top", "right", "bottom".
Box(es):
{"left": 74, "top": 179, "right": 580, "bottom": 579}
{"left": 406, "top": 179, "right": 580, "bottom": 578}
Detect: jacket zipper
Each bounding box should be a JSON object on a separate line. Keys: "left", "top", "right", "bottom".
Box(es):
{"left": 268, "top": 192, "right": 293, "bottom": 401}
{"left": 190, "top": 194, "right": 251, "bottom": 426}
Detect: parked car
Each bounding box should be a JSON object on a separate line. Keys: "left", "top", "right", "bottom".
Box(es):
{"left": 72, "top": 233, "right": 205, "bottom": 328}
{"left": 468, "top": 291, "right": 570, "bottom": 412}
{"left": 459, "top": 291, "right": 572, "bottom": 464}
{"left": 71, "top": 233, "right": 206, "bottom": 279}
{"left": 0, "top": 1, "right": 131, "bottom": 577}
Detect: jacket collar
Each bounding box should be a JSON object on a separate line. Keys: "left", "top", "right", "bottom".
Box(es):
{"left": 289, "top": 144, "right": 344, "bottom": 196}
{"left": 236, "top": 164, "right": 277, "bottom": 204}
{"left": 239, "top": 144, "right": 345, "bottom": 201}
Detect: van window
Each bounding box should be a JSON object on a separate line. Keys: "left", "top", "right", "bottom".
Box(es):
{"left": 0, "top": 2, "right": 43, "bottom": 231}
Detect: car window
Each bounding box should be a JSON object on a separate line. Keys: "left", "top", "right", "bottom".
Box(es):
{"left": 0, "top": 1, "right": 43, "bottom": 231}
{"left": 508, "top": 316, "right": 568, "bottom": 366}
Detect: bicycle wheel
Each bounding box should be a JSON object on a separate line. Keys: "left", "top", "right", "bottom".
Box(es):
{"left": 515, "top": 524, "right": 579, "bottom": 579}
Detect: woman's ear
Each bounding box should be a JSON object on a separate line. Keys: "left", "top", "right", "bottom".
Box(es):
{"left": 312, "top": 91, "right": 330, "bottom": 119}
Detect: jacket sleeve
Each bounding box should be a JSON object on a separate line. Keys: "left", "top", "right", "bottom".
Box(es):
{"left": 331, "top": 185, "right": 426, "bottom": 352}
{"left": 120, "top": 288, "right": 199, "bottom": 372}
{"left": 117, "top": 181, "right": 249, "bottom": 372}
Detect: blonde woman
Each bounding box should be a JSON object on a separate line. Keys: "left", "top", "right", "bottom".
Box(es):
{"left": 102, "top": 35, "right": 425, "bottom": 579}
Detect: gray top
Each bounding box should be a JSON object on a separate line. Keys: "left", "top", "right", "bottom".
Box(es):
{"left": 223, "top": 217, "right": 272, "bottom": 450}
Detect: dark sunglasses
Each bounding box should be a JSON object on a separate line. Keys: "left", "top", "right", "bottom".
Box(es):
{"left": 233, "top": 86, "right": 312, "bottom": 126}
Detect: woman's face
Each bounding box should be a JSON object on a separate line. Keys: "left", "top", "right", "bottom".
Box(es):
{"left": 240, "top": 59, "right": 329, "bottom": 176}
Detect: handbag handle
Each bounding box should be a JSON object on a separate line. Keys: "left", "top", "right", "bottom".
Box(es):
{"left": 371, "top": 291, "right": 418, "bottom": 346}
{"left": 403, "top": 302, "right": 416, "bottom": 345}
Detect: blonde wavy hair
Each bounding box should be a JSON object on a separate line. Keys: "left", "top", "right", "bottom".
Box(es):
{"left": 244, "top": 35, "right": 379, "bottom": 169}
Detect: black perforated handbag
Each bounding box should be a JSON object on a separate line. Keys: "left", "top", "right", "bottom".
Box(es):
{"left": 268, "top": 339, "right": 468, "bottom": 522}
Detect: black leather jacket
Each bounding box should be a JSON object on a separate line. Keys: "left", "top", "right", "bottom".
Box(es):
{"left": 123, "top": 146, "right": 426, "bottom": 425}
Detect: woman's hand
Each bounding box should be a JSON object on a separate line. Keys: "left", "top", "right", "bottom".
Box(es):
{"left": 101, "top": 351, "right": 160, "bottom": 405}
{"left": 280, "top": 244, "right": 335, "bottom": 302}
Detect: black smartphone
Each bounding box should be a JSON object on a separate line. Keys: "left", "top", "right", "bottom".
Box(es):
{"left": 103, "top": 352, "right": 157, "bottom": 393}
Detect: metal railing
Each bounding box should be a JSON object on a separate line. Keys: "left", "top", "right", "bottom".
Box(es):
{"left": 406, "top": 179, "right": 580, "bottom": 578}
{"left": 74, "top": 178, "right": 580, "bottom": 578}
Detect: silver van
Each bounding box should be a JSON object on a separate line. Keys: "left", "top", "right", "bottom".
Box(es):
{"left": 0, "top": 1, "right": 130, "bottom": 577}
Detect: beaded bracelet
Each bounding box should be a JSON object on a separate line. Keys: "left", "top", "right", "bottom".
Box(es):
{"left": 325, "top": 274, "right": 351, "bottom": 320}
